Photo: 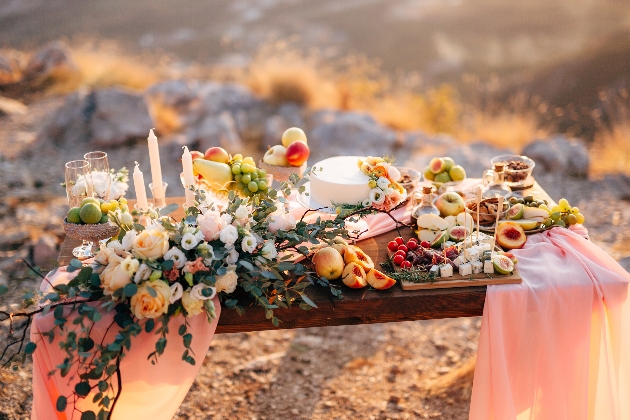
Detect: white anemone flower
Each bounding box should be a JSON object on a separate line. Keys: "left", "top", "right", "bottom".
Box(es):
{"left": 163, "top": 247, "right": 187, "bottom": 269}
{"left": 376, "top": 176, "right": 390, "bottom": 190}
{"left": 369, "top": 188, "right": 386, "bottom": 205}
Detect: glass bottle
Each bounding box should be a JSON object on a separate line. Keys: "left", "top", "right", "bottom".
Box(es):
{"left": 411, "top": 186, "right": 440, "bottom": 226}
{"left": 482, "top": 163, "right": 512, "bottom": 199}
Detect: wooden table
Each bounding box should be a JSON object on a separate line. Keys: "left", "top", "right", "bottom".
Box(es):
{"left": 59, "top": 183, "right": 550, "bottom": 334}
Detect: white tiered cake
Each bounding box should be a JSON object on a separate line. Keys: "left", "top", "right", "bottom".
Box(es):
{"left": 310, "top": 156, "right": 370, "bottom": 207}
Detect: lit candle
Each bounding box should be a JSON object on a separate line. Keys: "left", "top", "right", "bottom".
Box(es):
{"left": 147, "top": 129, "right": 164, "bottom": 202}
{"left": 182, "top": 146, "right": 195, "bottom": 208}
{"left": 133, "top": 161, "right": 149, "bottom": 211}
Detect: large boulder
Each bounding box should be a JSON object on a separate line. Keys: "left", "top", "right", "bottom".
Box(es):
{"left": 43, "top": 87, "right": 153, "bottom": 147}
{"left": 145, "top": 80, "right": 206, "bottom": 130}
{"left": 0, "top": 49, "right": 26, "bottom": 85}
{"left": 521, "top": 136, "right": 590, "bottom": 178}
{"left": 186, "top": 112, "right": 243, "bottom": 155}
{"left": 23, "top": 42, "right": 79, "bottom": 85}
{"left": 308, "top": 110, "right": 397, "bottom": 161}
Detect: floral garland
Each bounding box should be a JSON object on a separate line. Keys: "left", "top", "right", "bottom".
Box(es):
{"left": 359, "top": 156, "right": 407, "bottom": 211}
{"left": 3, "top": 171, "right": 350, "bottom": 419}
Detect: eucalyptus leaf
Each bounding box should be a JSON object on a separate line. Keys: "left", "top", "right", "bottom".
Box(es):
{"left": 300, "top": 294, "right": 318, "bottom": 308}
{"left": 56, "top": 396, "right": 67, "bottom": 412}
{"left": 159, "top": 203, "right": 180, "bottom": 217}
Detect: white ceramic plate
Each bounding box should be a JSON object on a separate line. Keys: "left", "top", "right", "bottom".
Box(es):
{"left": 295, "top": 182, "right": 337, "bottom": 214}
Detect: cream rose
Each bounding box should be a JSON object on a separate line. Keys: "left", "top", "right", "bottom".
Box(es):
{"left": 93, "top": 246, "right": 115, "bottom": 266}
{"left": 132, "top": 226, "right": 169, "bottom": 260}
{"left": 215, "top": 270, "right": 238, "bottom": 294}
{"left": 181, "top": 291, "right": 204, "bottom": 317}
{"left": 130, "top": 280, "right": 171, "bottom": 319}
{"left": 106, "top": 240, "right": 124, "bottom": 253}
{"left": 101, "top": 255, "right": 138, "bottom": 296}
{"left": 198, "top": 211, "right": 227, "bottom": 241}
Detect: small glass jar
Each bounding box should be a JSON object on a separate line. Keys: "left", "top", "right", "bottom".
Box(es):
{"left": 482, "top": 163, "right": 512, "bottom": 199}
{"left": 411, "top": 186, "right": 440, "bottom": 226}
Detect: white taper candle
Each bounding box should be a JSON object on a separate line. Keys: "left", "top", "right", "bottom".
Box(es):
{"left": 133, "top": 162, "right": 149, "bottom": 211}
{"left": 147, "top": 129, "right": 164, "bottom": 201}
{"left": 182, "top": 146, "right": 195, "bottom": 208}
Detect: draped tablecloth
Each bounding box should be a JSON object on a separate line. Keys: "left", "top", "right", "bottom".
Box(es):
{"left": 31, "top": 200, "right": 630, "bottom": 419}
{"left": 30, "top": 267, "right": 221, "bottom": 420}
{"left": 470, "top": 226, "right": 630, "bottom": 420}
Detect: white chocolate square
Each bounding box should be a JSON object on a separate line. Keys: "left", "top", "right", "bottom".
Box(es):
{"left": 458, "top": 262, "right": 472, "bottom": 276}
{"left": 484, "top": 259, "right": 494, "bottom": 274}
{"left": 471, "top": 260, "right": 483, "bottom": 274}
{"left": 440, "top": 264, "right": 453, "bottom": 278}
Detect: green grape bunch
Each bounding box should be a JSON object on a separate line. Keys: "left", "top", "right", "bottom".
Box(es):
{"left": 229, "top": 154, "right": 269, "bottom": 197}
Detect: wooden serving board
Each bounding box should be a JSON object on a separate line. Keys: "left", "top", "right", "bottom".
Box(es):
{"left": 400, "top": 267, "right": 522, "bottom": 290}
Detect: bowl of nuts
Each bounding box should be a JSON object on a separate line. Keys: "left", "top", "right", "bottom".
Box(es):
{"left": 466, "top": 197, "right": 510, "bottom": 226}
{"left": 396, "top": 167, "right": 421, "bottom": 195}
{"left": 490, "top": 154, "right": 535, "bottom": 188}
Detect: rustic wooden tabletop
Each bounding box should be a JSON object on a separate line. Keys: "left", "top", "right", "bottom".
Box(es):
{"left": 58, "top": 182, "right": 550, "bottom": 334}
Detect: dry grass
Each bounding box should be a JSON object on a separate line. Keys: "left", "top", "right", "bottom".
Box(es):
{"left": 41, "top": 41, "right": 164, "bottom": 94}
{"left": 590, "top": 123, "right": 630, "bottom": 176}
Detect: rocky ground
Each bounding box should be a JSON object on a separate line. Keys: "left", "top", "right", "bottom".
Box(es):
{"left": 1, "top": 44, "right": 630, "bottom": 420}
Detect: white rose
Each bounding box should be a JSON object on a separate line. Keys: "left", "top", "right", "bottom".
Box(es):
{"left": 387, "top": 166, "right": 401, "bottom": 182}
{"left": 260, "top": 240, "right": 278, "bottom": 260}
{"left": 121, "top": 230, "right": 137, "bottom": 251}
{"left": 225, "top": 247, "right": 239, "bottom": 265}
{"left": 163, "top": 247, "right": 187, "bottom": 269}
{"left": 169, "top": 282, "right": 183, "bottom": 303}
{"left": 241, "top": 235, "right": 257, "bottom": 253}
{"left": 369, "top": 188, "right": 386, "bottom": 205}
{"left": 181, "top": 232, "right": 199, "bottom": 250}
{"left": 190, "top": 283, "right": 216, "bottom": 301}
{"left": 215, "top": 270, "right": 238, "bottom": 294}
{"left": 106, "top": 240, "right": 124, "bottom": 253}
{"left": 234, "top": 205, "right": 249, "bottom": 220}
{"left": 134, "top": 263, "right": 152, "bottom": 284}
{"left": 219, "top": 225, "right": 238, "bottom": 246}
{"left": 377, "top": 176, "right": 390, "bottom": 190}
{"left": 181, "top": 291, "right": 204, "bottom": 317}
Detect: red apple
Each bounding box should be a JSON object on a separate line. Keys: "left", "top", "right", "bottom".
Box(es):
{"left": 285, "top": 141, "right": 310, "bottom": 167}
{"left": 204, "top": 147, "right": 230, "bottom": 164}
{"left": 190, "top": 150, "right": 204, "bottom": 161}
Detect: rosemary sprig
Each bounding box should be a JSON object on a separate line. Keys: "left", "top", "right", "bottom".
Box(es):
{"left": 380, "top": 260, "right": 438, "bottom": 284}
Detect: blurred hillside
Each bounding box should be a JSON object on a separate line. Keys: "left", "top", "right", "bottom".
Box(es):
{"left": 2, "top": 0, "right": 630, "bottom": 94}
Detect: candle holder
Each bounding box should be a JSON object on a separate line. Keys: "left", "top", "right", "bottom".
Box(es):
{"left": 149, "top": 182, "right": 168, "bottom": 208}
{"left": 134, "top": 203, "right": 155, "bottom": 226}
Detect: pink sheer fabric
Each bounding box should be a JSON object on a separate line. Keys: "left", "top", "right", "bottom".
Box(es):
{"left": 30, "top": 267, "right": 221, "bottom": 420}
{"left": 470, "top": 226, "right": 630, "bottom": 420}
{"left": 290, "top": 201, "right": 412, "bottom": 240}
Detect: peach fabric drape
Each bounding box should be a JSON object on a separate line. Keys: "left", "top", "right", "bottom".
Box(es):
{"left": 470, "top": 226, "right": 630, "bottom": 420}
{"left": 30, "top": 267, "right": 221, "bottom": 420}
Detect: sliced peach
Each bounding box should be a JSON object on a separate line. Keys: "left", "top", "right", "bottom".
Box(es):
{"left": 342, "top": 262, "right": 367, "bottom": 289}
{"left": 330, "top": 237, "right": 349, "bottom": 256}
{"left": 365, "top": 269, "right": 396, "bottom": 290}
{"left": 344, "top": 245, "right": 375, "bottom": 271}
